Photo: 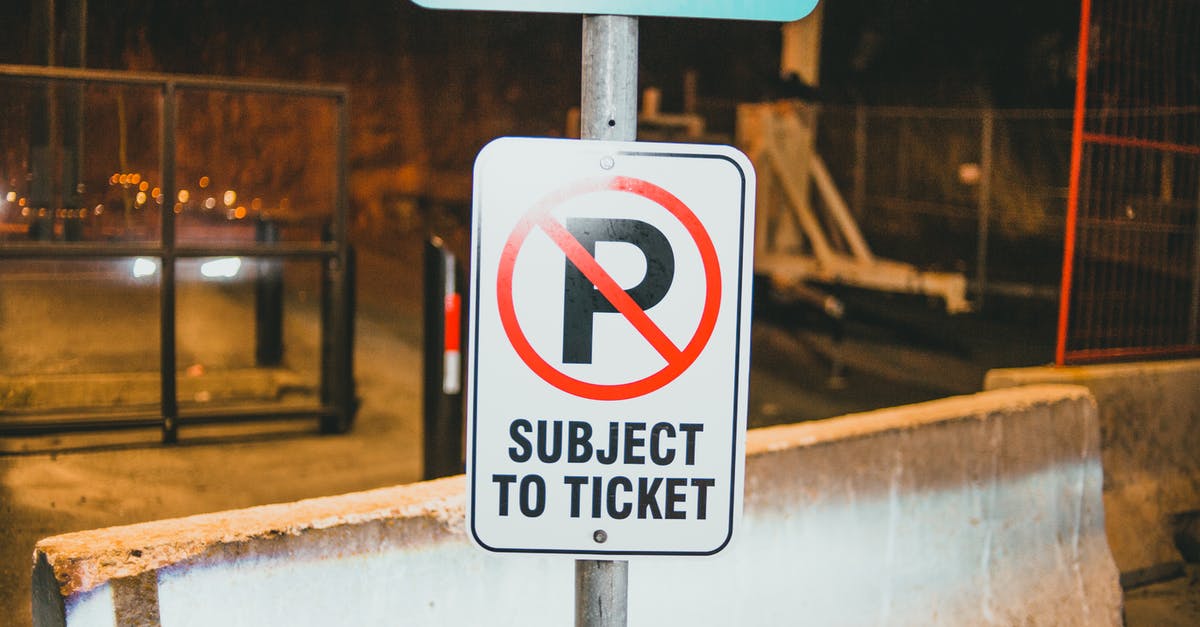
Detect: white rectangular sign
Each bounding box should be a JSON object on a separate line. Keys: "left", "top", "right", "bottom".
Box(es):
{"left": 467, "top": 137, "right": 755, "bottom": 556}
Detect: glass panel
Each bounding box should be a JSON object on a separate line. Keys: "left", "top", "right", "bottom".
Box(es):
{"left": 0, "top": 258, "right": 161, "bottom": 413}
{"left": 174, "top": 258, "right": 321, "bottom": 411}
{"left": 174, "top": 90, "right": 338, "bottom": 245}
{"left": 0, "top": 78, "right": 163, "bottom": 243}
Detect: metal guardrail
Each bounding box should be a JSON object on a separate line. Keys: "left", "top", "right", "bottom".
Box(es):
{"left": 0, "top": 64, "right": 355, "bottom": 442}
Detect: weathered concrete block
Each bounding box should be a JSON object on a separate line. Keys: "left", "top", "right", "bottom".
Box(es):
{"left": 34, "top": 385, "right": 1120, "bottom": 626}
{"left": 986, "top": 359, "right": 1200, "bottom": 586}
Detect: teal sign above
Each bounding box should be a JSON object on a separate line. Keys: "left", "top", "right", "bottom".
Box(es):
{"left": 411, "top": 0, "right": 818, "bottom": 22}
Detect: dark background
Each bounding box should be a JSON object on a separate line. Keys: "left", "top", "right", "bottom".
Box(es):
{"left": 3, "top": 1, "right": 1083, "bottom": 176}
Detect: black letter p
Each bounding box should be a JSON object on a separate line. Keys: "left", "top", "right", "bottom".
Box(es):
{"left": 562, "top": 217, "right": 674, "bottom": 364}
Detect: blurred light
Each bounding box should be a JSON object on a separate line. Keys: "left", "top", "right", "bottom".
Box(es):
{"left": 174, "top": 204, "right": 183, "bottom": 214}
{"left": 139, "top": 181, "right": 149, "bottom": 192}
{"left": 118, "top": 174, "right": 129, "bottom": 185}
{"left": 132, "top": 257, "right": 158, "bottom": 278}
{"left": 204, "top": 197, "right": 216, "bottom": 210}
{"left": 20, "top": 207, "right": 29, "bottom": 217}
{"left": 957, "top": 163, "right": 981, "bottom": 185}
{"left": 136, "top": 191, "right": 148, "bottom": 205}
{"left": 109, "top": 174, "right": 119, "bottom": 185}
{"left": 156, "top": 194, "right": 164, "bottom": 205}
{"left": 5, "top": 192, "right": 14, "bottom": 202}
{"left": 94, "top": 204, "right": 104, "bottom": 216}
{"left": 200, "top": 257, "right": 241, "bottom": 279}
{"left": 199, "top": 176, "right": 210, "bottom": 189}
{"left": 19, "top": 197, "right": 27, "bottom": 207}
{"left": 151, "top": 187, "right": 161, "bottom": 198}
{"left": 178, "top": 189, "right": 190, "bottom": 203}
{"left": 131, "top": 173, "right": 142, "bottom": 185}
{"left": 223, "top": 190, "right": 236, "bottom": 206}
{"left": 37, "top": 208, "right": 46, "bottom": 217}
{"left": 251, "top": 198, "right": 263, "bottom": 211}
{"left": 234, "top": 206, "right": 247, "bottom": 219}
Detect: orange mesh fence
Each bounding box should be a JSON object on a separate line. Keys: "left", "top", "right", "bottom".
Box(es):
{"left": 1057, "top": 0, "right": 1200, "bottom": 364}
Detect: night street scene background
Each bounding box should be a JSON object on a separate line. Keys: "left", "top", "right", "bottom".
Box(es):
{"left": 2, "top": 1, "right": 1200, "bottom": 625}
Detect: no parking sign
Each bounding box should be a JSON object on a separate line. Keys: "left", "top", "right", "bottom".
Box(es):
{"left": 467, "top": 137, "right": 756, "bottom": 556}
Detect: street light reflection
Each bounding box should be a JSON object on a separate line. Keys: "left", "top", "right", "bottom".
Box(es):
{"left": 130, "top": 257, "right": 244, "bottom": 280}
{"left": 132, "top": 257, "right": 159, "bottom": 278}
{"left": 200, "top": 257, "right": 242, "bottom": 279}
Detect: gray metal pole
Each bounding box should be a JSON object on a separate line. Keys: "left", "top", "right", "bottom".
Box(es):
{"left": 575, "top": 559, "right": 629, "bottom": 627}
{"left": 576, "top": 13, "right": 636, "bottom": 627}
{"left": 582, "top": 15, "right": 638, "bottom": 142}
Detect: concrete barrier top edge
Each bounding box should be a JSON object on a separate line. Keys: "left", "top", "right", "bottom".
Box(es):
{"left": 985, "top": 357, "right": 1200, "bottom": 389}
{"left": 746, "top": 384, "right": 1094, "bottom": 455}
{"left": 34, "top": 475, "right": 466, "bottom": 597}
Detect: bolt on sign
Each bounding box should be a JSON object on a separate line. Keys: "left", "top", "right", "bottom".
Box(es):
{"left": 411, "top": 0, "right": 818, "bottom": 21}
{"left": 467, "top": 137, "right": 756, "bottom": 556}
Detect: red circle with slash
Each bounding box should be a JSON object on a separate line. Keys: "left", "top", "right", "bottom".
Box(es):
{"left": 496, "top": 175, "right": 721, "bottom": 401}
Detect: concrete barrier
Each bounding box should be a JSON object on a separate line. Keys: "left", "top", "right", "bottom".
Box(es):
{"left": 986, "top": 359, "right": 1200, "bottom": 587}
{"left": 33, "top": 385, "right": 1120, "bottom": 626}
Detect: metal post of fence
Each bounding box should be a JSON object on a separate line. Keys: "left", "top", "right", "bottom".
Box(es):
{"left": 318, "top": 225, "right": 356, "bottom": 434}
{"left": 320, "top": 94, "right": 356, "bottom": 434}
{"left": 853, "top": 103, "right": 866, "bottom": 219}
{"left": 576, "top": 13, "right": 636, "bottom": 627}
{"left": 1189, "top": 180, "right": 1200, "bottom": 345}
{"left": 160, "top": 81, "right": 179, "bottom": 444}
{"left": 255, "top": 218, "right": 284, "bottom": 366}
{"left": 897, "top": 116, "right": 910, "bottom": 198}
{"left": 975, "top": 108, "right": 994, "bottom": 308}
{"left": 61, "top": 0, "right": 86, "bottom": 232}
{"left": 28, "top": 0, "right": 55, "bottom": 242}
{"left": 319, "top": 225, "right": 336, "bottom": 416}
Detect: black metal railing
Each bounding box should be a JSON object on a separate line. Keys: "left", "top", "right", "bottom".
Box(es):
{"left": 0, "top": 64, "right": 355, "bottom": 442}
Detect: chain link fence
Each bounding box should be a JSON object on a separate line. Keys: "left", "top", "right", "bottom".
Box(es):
{"left": 815, "top": 104, "right": 1073, "bottom": 306}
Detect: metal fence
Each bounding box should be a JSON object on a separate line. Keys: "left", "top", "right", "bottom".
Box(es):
{"left": 0, "top": 65, "right": 355, "bottom": 442}
{"left": 1057, "top": 0, "right": 1200, "bottom": 364}
{"left": 814, "top": 105, "right": 1073, "bottom": 306}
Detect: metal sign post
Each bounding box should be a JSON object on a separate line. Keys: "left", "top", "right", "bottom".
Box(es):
{"left": 431, "top": 2, "right": 780, "bottom": 626}
{"left": 578, "top": 15, "right": 637, "bottom": 627}
{"left": 465, "top": 11, "right": 756, "bottom": 625}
